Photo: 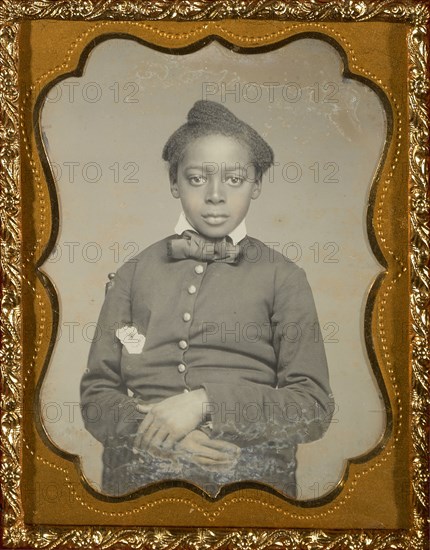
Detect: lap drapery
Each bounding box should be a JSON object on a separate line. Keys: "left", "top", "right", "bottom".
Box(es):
{"left": 101, "top": 434, "right": 298, "bottom": 498}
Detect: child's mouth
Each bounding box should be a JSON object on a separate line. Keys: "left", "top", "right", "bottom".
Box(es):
{"left": 202, "top": 214, "right": 229, "bottom": 225}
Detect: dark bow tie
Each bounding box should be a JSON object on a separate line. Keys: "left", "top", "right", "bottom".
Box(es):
{"left": 167, "top": 230, "right": 242, "bottom": 264}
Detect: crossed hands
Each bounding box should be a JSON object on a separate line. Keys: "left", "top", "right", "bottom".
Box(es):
{"left": 132, "top": 389, "right": 240, "bottom": 472}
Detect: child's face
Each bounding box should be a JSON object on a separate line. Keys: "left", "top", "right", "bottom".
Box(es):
{"left": 170, "top": 134, "right": 261, "bottom": 239}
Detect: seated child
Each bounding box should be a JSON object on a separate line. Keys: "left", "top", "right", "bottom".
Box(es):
{"left": 80, "top": 99, "right": 334, "bottom": 498}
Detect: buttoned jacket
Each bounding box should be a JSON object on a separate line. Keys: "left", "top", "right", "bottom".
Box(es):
{"left": 80, "top": 234, "right": 334, "bottom": 493}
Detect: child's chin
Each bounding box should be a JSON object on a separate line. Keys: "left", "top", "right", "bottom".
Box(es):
{"left": 200, "top": 228, "right": 229, "bottom": 239}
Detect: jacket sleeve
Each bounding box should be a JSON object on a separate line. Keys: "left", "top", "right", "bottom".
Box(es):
{"left": 80, "top": 260, "right": 144, "bottom": 444}
{"left": 200, "top": 265, "right": 335, "bottom": 446}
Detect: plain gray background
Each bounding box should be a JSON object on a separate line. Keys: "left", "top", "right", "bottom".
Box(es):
{"left": 40, "top": 37, "right": 387, "bottom": 501}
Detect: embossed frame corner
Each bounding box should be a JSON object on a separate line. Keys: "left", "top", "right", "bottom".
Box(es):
{"left": 0, "top": 1, "right": 429, "bottom": 549}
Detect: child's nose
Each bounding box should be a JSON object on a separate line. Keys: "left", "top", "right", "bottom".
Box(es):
{"left": 205, "top": 178, "right": 226, "bottom": 203}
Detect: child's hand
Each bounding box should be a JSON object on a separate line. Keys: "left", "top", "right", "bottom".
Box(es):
{"left": 133, "top": 389, "right": 208, "bottom": 455}
{"left": 175, "top": 430, "right": 241, "bottom": 472}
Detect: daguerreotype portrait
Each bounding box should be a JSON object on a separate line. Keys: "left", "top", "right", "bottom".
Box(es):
{"left": 0, "top": 1, "right": 429, "bottom": 549}
{"left": 78, "top": 96, "right": 334, "bottom": 499}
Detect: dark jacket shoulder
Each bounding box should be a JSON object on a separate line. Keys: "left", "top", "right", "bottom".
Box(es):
{"left": 245, "top": 235, "right": 304, "bottom": 281}
{"left": 113, "top": 235, "right": 175, "bottom": 278}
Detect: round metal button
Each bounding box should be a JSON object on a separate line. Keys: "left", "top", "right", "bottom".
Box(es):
{"left": 183, "top": 312, "right": 191, "bottom": 322}
{"left": 178, "top": 340, "right": 188, "bottom": 350}
{"left": 194, "top": 265, "right": 204, "bottom": 274}
{"left": 177, "top": 363, "right": 186, "bottom": 373}
{"left": 183, "top": 388, "right": 190, "bottom": 393}
{"left": 188, "top": 285, "right": 197, "bottom": 294}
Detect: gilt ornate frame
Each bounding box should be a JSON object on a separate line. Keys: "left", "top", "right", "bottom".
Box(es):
{"left": 0, "top": 1, "right": 429, "bottom": 548}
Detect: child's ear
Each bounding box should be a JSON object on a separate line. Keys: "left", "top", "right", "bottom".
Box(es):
{"left": 170, "top": 180, "right": 180, "bottom": 199}
{"left": 251, "top": 178, "right": 262, "bottom": 200}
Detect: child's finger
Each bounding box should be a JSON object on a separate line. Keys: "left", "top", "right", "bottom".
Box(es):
{"left": 136, "top": 403, "right": 153, "bottom": 414}
{"left": 193, "top": 448, "right": 236, "bottom": 462}
{"left": 136, "top": 412, "right": 154, "bottom": 435}
{"left": 141, "top": 422, "right": 161, "bottom": 450}
{"left": 133, "top": 432, "right": 145, "bottom": 453}
{"left": 197, "top": 456, "right": 237, "bottom": 467}
{"left": 160, "top": 433, "right": 177, "bottom": 451}
{"left": 179, "top": 441, "right": 236, "bottom": 462}
{"left": 200, "top": 438, "right": 241, "bottom": 455}
{"left": 194, "top": 455, "right": 237, "bottom": 471}
{"left": 133, "top": 413, "right": 154, "bottom": 450}
{"left": 147, "top": 426, "right": 169, "bottom": 455}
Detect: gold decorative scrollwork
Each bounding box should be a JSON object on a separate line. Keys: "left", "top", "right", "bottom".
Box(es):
{"left": 0, "top": 1, "right": 428, "bottom": 548}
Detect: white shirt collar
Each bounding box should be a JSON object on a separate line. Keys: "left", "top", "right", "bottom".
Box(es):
{"left": 174, "top": 211, "right": 247, "bottom": 245}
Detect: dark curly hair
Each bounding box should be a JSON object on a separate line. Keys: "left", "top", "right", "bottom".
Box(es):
{"left": 162, "top": 100, "right": 274, "bottom": 183}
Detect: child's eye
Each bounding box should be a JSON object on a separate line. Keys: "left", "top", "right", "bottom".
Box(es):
{"left": 188, "top": 175, "right": 207, "bottom": 186}
{"left": 225, "top": 175, "right": 245, "bottom": 186}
